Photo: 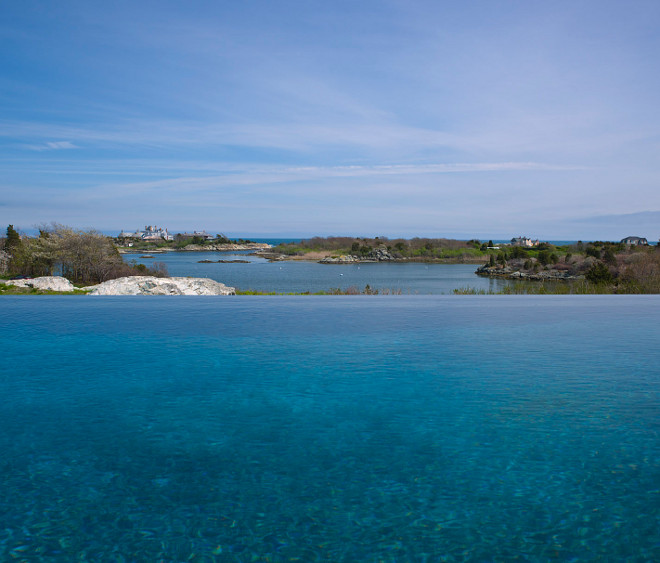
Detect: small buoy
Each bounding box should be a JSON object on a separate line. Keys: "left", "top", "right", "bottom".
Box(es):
{"left": 340, "top": 273, "right": 344, "bottom": 276}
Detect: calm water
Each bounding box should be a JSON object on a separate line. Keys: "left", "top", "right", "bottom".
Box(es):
{"left": 125, "top": 251, "right": 513, "bottom": 294}
{"left": 1, "top": 296, "right": 659, "bottom": 561}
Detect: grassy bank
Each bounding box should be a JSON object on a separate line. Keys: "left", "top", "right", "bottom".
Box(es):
{"left": 272, "top": 236, "right": 489, "bottom": 262}
{"left": 454, "top": 279, "right": 656, "bottom": 294}
{"left": 0, "top": 284, "right": 90, "bottom": 295}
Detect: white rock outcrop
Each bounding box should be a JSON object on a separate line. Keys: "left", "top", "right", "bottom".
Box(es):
{"left": 87, "top": 276, "right": 235, "bottom": 295}
{"left": 318, "top": 255, "right": 360, "bottom": 264}
{"left": 2, "top": 276, "right": 76, "bottom": 292}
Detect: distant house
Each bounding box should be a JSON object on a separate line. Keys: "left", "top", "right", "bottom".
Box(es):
{"left": 179, "top": 231, "right": 213, "bottom": 241}
{"left": 621, "top": 236, "right": 648, "bottom": 246}
{"left": 511, "top": 236, "right": 539, "bottom": 248}
{"left": 118, "top": 225, "right": 174, "bottom": 241}
{"left": 118, "top": 229, "right": 141, "bottom": 239}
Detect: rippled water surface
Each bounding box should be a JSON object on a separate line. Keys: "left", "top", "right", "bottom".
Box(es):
{"left": 1, "top": 296, "right": 659, "bottom": 561}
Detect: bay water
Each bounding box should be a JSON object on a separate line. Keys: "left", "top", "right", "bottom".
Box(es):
{"left": 124, "top": 251, "right": 513, "bottom": 294}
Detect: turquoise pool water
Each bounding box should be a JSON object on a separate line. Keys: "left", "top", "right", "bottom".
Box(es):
{"left": 1, "top": 296, "right": 659, "bottom": 561}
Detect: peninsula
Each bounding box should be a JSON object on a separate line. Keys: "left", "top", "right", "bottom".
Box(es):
{"left": 257, "top": 235, "right": 660, "bottom": 293}
{"left": 114, "top": 225, "right": 271, "bottom": 253}
{"left": 258, "top": 236, "right": 488, "bottom": 263}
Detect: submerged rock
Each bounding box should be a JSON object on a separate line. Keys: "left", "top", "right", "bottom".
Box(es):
{"left": 2, "top": 276, "right": 77, "bottom": 292}
{"left": 216, "top": 259, "right": 250, "bottom": 263}
{"left": 253, "top": 251, "right": 286, "bottom": 261}
{"left": 88, "top": 276, "right": 235, "bottom": 295}
{"left": 198, "top": 259, "right": 250, "bottom": 263}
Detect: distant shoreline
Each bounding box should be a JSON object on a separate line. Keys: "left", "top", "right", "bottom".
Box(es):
{"left": 119, "top": 247, "right": 489, "bottom": 264}
{"left": 117, "top": 242, "right": 272, "bottom": 254}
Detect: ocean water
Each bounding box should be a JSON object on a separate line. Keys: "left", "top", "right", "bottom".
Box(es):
{"left": 126, "top": 251, "right": 513, "bottom": 294}
{"left": 1, "top": 296, "right": 659, "bottom": 562}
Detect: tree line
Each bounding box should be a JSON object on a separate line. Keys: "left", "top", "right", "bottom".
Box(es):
{"left": 274, "top": 236, "right": 483, "bottom": 259}
{"left": 2, "top": 224, "right": 167, "bottom": 285}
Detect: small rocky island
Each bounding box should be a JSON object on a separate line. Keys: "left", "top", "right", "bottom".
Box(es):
{"left": 318, "top": 247, "right": 396, "bottom": 264}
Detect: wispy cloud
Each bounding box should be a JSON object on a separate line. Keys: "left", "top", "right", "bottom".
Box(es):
{"left": 284, "top": 162, "right": 585, "bottom": 176}
{"left": 24, "top": 140, "right": 79, "bottom": 151}
{"left": 59, "top": 160, "right": 582, "bottom": 195}
{"left": 3, "top": 113, "right": 652, "bottom": 165}
{"left": 0, "top": 156, "right": 576, "bottom": 175}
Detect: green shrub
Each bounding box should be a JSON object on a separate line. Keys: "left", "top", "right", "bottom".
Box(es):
{"left": 537, "top": 250, "right": 552, "bottom": 265}
{"left": 510, "top": 246, "right": 527, "bottom": 259}
{"left": 585, "top": 262, "right": 613, "bottom": 284}
{"left": 603, "top": 248, "right": 617, "bottom": 265}
{"left": 586, "top": 246, "right": 601, "bottom": 259}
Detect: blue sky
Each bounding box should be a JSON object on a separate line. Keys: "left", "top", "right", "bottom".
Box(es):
{"left": 1, "top": 0, "right": 659, "bottom": 240}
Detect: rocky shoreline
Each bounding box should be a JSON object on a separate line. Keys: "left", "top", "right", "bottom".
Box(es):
{"left": 256, "top": 247, "right": 407, "bottom": 264}
{"left": 319, "top": 247, "right": 396, "bottom": 264}
{"left": 118, "top": 242, "right": 271, "bottom": 254}
{"left": 475, "top": 264, "right": 584, "bottom": 281}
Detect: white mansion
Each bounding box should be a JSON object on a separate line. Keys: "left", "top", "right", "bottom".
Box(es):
{"left": 118, "top": 225, "right": 174, "bottom": 241}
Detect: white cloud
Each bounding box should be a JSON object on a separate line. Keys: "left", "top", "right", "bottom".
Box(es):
{"left": 75, "top": 160, "right": 578, "bottom": 197}
{"left": 24, "top": 140, "right": 79, "bottom": 151}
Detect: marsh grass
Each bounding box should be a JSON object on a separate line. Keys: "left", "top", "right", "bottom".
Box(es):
{"left": 453, "top": 281, "right": 634, "bottom": 295}
{"left": 0, "top": 283, "right": 89, "bottom": 295}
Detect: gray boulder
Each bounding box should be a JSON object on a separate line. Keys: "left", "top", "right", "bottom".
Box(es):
{"left": 365, "top": 247, "right": 395, "bottom": 261}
